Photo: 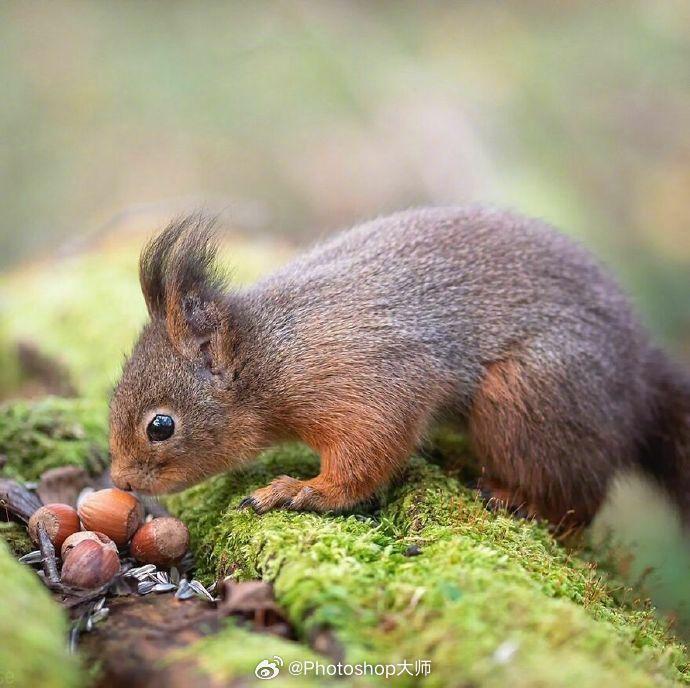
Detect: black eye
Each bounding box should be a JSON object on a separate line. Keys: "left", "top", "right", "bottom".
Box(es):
{"left": 147, "top": 414, "right": 175, "bottom": 442}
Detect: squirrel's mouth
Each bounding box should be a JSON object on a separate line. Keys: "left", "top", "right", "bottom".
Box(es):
{"left": 135, "top": 476, "right": 191, "bottom": 496}
{"left": 131, "top": 487, "right": 153, "bottom": 496}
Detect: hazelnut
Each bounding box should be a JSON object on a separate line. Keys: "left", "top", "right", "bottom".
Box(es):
{"left": 61, "top": 539, "right": 121, "bottom": 589}
{"left": 130, "top": 517, "right": 189, "bottom": 567}
{"left": 78, "top": 488, "right": 144, "bottom": 546}
{"left": 28, "top": 504, "right": 81, "bottom": 550}
{"left": 61, "top": 530, "right": 117, "bottom": 560}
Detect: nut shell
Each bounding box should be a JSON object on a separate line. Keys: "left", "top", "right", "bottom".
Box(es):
{"left": 28, "top": 504, "right": 81, "bottom": 550}
{"left": 78, "top": 488, "right": 144, "bottom": 546}
{"left": 61, "top": 539, "right": 120, "bottom": 589}
{"left": 130, "top": 517, "right": 189, "bottom": 567}
{"left": 61, "top": 530, "right": 117, "bottom": 560}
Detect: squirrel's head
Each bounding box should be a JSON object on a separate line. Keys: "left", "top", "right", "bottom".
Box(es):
{"left": 109, "top": 216, "right": 266, "bottom": 494}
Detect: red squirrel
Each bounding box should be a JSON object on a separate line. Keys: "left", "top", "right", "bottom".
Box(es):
{"left": 109, "top": 207, "right": 690, "bottom": 526}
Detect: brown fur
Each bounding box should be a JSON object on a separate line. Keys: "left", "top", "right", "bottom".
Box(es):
{"left": 109, "top": 207, "right": 690, "bottom": 527}
{"left": 470, "top": 359, "right": 594, "bottom": 525}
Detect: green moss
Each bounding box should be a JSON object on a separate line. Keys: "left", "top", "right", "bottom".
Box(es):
{"left": 0, "top": 541, "right": 82, "bottom": 688}
{"left": 168, "top": 447, "right": 688, "bottom": 687}
{"left": 0, "top": 397, "right": 108, "bottom": 482}
{"left": 0, "top": 522, "right": 34, "bottom": 557}
{"left": 171, "top": 619, "right": 335, "bottom": 686}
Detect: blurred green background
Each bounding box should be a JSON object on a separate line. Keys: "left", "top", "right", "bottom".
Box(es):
{"left": 0, "top": 0, "right": 688, "bottom": 634}
{"left": 1, "top": 1, "right": 689, "bottom": 356}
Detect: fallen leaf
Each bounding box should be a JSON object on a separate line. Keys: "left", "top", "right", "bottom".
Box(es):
{"left": 38, "top": 466, "right": 91, "bottom": 507}
{"left": 219, "top": 579, "right": 292, "bottom": 636}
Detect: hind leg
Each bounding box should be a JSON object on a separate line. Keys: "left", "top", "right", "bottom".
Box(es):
{"left": 469, "top": 357, "right": 607, "bottom": 527}
{"left": 477, "top": 477, "right": 542, "bottom": 521}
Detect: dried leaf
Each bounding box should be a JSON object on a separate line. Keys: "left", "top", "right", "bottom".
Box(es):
{"left": 37, "top": 466, "right": 91, "bottom": 507}
{"left": 219, "top": 579, "right": 290, "bottom": 632}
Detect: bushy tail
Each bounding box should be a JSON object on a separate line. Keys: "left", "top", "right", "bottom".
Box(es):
{"left": 641, "top": 350, "right": 690, "bottom": 528}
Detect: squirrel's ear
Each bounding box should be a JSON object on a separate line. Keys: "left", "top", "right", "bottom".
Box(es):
{"left": 140, "top": 215, "right": 231, "bottom": 364}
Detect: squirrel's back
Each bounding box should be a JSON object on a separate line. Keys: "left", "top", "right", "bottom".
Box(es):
{"left": 249, "top": 206, "right": 651, "bottom": 407}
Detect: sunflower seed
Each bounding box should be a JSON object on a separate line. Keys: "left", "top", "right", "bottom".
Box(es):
{"left": 137, "top": 580, "right": 156, "bottom": 595}
{"left": 170, "top": 567, "right": 180, "bottom": 585}
{"left": 154, "top": 571, "right": 170, "bottom": 584}
{"left": 119, "top": 560, "right": 135, "bottom": 574}
{"left": 69, "top": 608, "right": 93, "bottom": 651}
{"left": 189, "top": 579, "right": 214, "bottom": 601}
{"left": 89, "top": 608, "right": 109, "bottom": 625}
{"left": 93, "top": 597, "right": 107, "bottom": 612}
{"left": 175, "top": 579, "right": 195, "bottom": 600}
{"left": 153, "top": 582, "right": 177, "bottom": 593}
{"left": 69, "top": 625, "right": 80, "bottom": 653}
{"left": 18, "top": 550, "right": 43, "bottom": 565}
{"left": 179, "top": 551, "right": 195, "bottom": 572}
{"left": 125, "top": 564, "right": 157, "bottom": 579}
{"left": 137, "top": 565, "right": 158, "bottom": 578}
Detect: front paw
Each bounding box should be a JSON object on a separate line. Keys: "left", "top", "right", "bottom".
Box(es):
{"left": 238, "top": 476, "right": 335, "bottom": 514}
{"left": 238, "top": 475, "right": 304, "bottom": 514}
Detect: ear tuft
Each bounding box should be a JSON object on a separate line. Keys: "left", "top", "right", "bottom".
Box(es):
{"left": 139, "top": 214, "right": 231, "bottom": 358}
{"left": 139, "top": 218, "right": 187, "bottom": 317}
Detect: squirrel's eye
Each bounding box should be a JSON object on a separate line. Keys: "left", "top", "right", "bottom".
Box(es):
{"left": 147, "top": 414, "right": 175, "bottom": 442}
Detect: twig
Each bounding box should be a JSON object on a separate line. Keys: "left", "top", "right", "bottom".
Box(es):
{"left": 0, "top": 479, "right": 42, "bottom": 522}
{"left": 61, "top": 585, "right": 111, "bottom": 609}
{"left": 37, "top": 523, "right": 60, "bottom": 586}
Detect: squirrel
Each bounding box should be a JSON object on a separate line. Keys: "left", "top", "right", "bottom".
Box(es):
{"left": 109, "top": 207, "right": 690, "bottom": 527}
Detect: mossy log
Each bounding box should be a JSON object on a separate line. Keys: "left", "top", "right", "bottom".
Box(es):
{"left": 0, "top": 399, "right": 686, "bottom": 686}
{"left": 167, "top": 447, "right": 688, "bottom": 687}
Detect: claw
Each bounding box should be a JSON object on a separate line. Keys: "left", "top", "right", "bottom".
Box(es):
{"left": 238, "top": 496, "right": 256, "bottom": 510}
{"left": 286, "top": 486, "right": 315, "bottom": 510}
{"left": 478, "top": 487, "right": 493, "bottom": 503}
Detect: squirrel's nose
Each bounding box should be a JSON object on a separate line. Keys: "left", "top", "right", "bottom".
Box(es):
{"left": 110, "top": 468, "right": 132, "bottom": 492}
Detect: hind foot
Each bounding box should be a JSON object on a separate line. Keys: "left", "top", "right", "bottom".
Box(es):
{"left": 477, "top": 478, "right": 543, "bottom": 521}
